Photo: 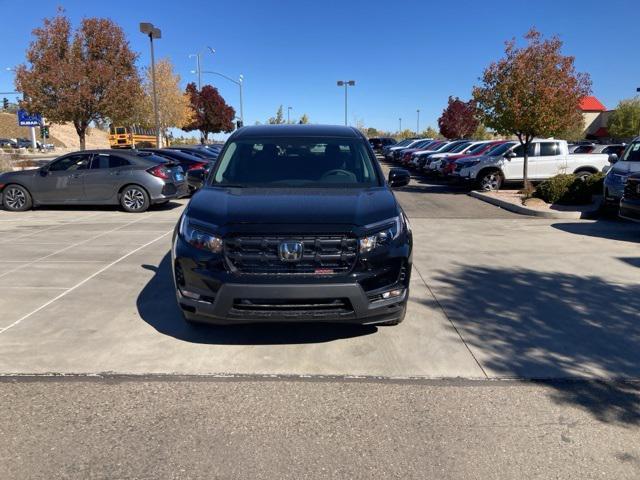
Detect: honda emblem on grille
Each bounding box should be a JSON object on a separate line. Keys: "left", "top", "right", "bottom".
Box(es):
{"left": 278, "top": 241, "right": 303, "bottom": 262}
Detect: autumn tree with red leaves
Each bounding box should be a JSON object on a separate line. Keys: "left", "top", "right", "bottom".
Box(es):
{"left": 183, "top": 83, "right": 235, "bottom": 140}
{"left": 438, "top": 97, "right": 480, "bottom": 139}
{"left": 473, "top": 28, "right": 591, "bottom": 187}
{"left": 15, "top": 12, "right": 142, "bottom": 150}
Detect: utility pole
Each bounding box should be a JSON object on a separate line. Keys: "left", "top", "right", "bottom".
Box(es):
{"left": 287, "top": 106, "right": 292, "bottom": 124}
{"left": 416, "top": 109, "right": 420, "bottom": 135}
{"left": 140, "top": 23, "right": 162, "bottom": 148}
{"left": 399, "top": 117, "right": 402, "bottom": 132}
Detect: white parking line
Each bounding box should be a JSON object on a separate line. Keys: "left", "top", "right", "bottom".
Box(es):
{"left": 0, "top": 215, "right": 154, "bottom": 279}
{"left": 0, "top": 230, "right": 172, "bottom": 335}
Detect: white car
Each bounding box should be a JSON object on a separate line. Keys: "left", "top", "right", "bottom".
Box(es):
{"left": 453, "top": 139, "right": 610, "bottom": 190}
{"left": 427, "top": 141, "right": 492, "bottom": 173}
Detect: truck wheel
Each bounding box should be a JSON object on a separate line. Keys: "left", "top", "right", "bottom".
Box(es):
{"left": 477, "top": 171, "right": 503, "bottom": 191}
{"left": 2, "top": 184, "right": 33, "bottom": 211}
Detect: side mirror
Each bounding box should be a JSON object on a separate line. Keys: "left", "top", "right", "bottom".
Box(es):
{"left": 608, "top": 153, "right": 619, "bottom": 164}
{"left": 388, "top": 168, "right": 410, "bottom": 188}
{"left": 39, "top": 166, "right": 49, "bottom": 176}
{"left": 186, "top": 168, "right": 206, "bottom": 190}
{"left": 505, "top": 151, "right": 516, "bottom": 159}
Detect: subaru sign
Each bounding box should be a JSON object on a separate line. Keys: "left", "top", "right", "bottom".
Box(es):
{"left": 17, "top": 109, "right": 42, "bottom": 127}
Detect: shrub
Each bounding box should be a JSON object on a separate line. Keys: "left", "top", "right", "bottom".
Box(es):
{"left": 534, "top": 172, "right": 604, "bottom": 205}
{"left": 534, "top": 174, "right": 575, "bottom": 203}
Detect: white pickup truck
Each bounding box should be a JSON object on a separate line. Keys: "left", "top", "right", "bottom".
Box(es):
{"left": 453, "top": 139, "right": 610, "bottom": 190}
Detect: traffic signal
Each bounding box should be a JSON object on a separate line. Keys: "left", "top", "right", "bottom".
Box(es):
{"left": 236, "top": 120, "right": 243, "bottom": 129}
{"left": 40, "top": 125, "right": 50, "bottom": 138}
{"left": 2, "top": 98, "right": 8, "bottom": 110}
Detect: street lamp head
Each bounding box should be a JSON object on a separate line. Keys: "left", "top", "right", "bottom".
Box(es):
{"left": 207, "top": 46, "right": 216, "bottom": 54}
{"left": 139, "top": 22, "right": 153, "bottom": 34}
{"left": 239, "top": 74, "right": 244, "bottom": 82}
{"left": 190, "top": 70, "right": 196, "bottom": 74}
{"left": 337, "top": 81, "right": 345, "bottom": 86}
{"left": 151, "top": 27, "right": 161, "bottom": 39}
{"left": 347, "top": 80, "right": 355, "bottom": 86}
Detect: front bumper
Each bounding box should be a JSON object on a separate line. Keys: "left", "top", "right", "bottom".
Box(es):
{"left": 176, "top": 282, "right": 408, "bottom": 325}
{"left": 619, "top": 197, "right": 640, "bottom": 222}
{"left": 172, "top": 233, "right": 411, "bottom": 325}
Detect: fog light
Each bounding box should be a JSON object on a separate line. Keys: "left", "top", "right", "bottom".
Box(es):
{"left": 382, "top": 288, "right": 404, "bottom": 299}
{"left": 180, "top": 288, "right": 201, "bottom": 300}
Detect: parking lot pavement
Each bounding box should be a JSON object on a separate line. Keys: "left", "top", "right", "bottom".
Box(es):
{"left": 0, "top": 180, "right": 639, "bottom": 381}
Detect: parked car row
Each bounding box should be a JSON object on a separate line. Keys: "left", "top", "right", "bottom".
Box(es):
{"left": 0, "top": 143, "right": 223, "bottom": 213}
{"left": 381, "top": 138, "right": 613, "bottom": 191}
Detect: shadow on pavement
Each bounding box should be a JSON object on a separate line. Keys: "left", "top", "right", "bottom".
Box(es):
{"left": 552, "top": 219, "right": 639, "bottom": 243}
{"left": 136, "top": 253, "right": 376, "bottom": 345}
{"left": 31, "top": 201, "right": 184, "bottom": 213}
{"left": 429, "top": 265, "right": 640, "bottom": 425}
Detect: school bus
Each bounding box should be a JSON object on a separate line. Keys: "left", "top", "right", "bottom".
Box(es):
{"left": 109, "top": 125, "right": 158, "bottom": 149}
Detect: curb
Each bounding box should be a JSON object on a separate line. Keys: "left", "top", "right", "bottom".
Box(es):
{"left": 469, "top": 191, "right": 601, "bottom": 219}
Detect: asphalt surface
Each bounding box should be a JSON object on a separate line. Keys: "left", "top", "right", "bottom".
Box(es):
{"left": 1, "top": 161, "right": 639, "bottom": 478}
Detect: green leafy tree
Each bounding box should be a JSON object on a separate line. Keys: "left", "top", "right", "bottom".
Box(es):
{"left": 298, "top": 113, "right": 310, "bottom": 124}
{"left": 366, "top": 127, "right": 380, "bottom": 137}
{"left": 421, "top": 126, "right": 442, "bottom": 139}
{"left": 607, "top": 98, "right": 640, "bottom": 139}
{"left": 473, "top": 28, "right": 591, "bottom": 187}
{"left": 15, "top": 12, "right": 142, "bottom": 150}
{"left": 267, "top": 105, "right": 286, "bottom": 124}
{"left": 396, "top": 129, "right": 415, "bottom": 140}
{"left": 473, "top": 123, "right": 495, "bottom": 140}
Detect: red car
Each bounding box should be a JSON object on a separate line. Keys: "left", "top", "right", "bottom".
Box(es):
{"left": 440, "top": 141, "right": 507, "bottom": 176}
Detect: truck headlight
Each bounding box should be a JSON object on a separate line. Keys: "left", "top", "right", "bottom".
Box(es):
{"left": 179, "top": 215, "right": 223, "bottom": 253}
{"left": 359, "top": 216, "right": 402, "bottom": 253}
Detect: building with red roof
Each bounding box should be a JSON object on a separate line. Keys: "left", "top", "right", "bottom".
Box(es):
{"left": 579, "top": 96, "right": 611, "bottom": 139}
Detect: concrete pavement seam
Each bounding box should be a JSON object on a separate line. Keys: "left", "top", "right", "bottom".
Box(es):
{"left": 413, "top": 263, "right": 489, "bottom": 379}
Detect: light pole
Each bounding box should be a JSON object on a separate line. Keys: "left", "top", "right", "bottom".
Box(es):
{"left": 399, "top": 117, "right": 402, "bottom": 132}
{"left": 140, "top": 22, "right": 162, "bottom": 148}
{"left": 287, "top": 106, "right": 292, "bottom": 124}
{"left": 336, "top": 80, "right": 355, "bottom": 126}
{"left": 416, "top": 109, "right": 420, "bottom": 135}
{"left": 189, "top": 47, "right": 215, "bottom": 141}
{"left": 198, "top": 70, "right": 244, "bottom": 125}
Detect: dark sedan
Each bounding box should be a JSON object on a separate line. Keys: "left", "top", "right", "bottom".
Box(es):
{"left": 0, "top": 149, "right": 187, "bottom": 212}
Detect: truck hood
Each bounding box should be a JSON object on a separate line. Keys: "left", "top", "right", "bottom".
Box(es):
{"left": 610, "top": 161, "right": 640, "bottom": 175}
{"left": 186, "top": 187, "right": 399, "bottom": 226}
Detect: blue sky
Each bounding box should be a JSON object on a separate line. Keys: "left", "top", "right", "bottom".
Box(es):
{"left": 0, "top": 0, "right": 638, "bottom": 138}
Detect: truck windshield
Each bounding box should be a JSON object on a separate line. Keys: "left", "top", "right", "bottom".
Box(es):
{"left": 621, "top": 141, "right": 640, "bottom": 162}
{"left": 212, "top": 137, "right": 380, "bottom": 188}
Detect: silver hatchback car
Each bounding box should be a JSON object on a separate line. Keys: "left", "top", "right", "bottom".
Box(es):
{"left": 0, "top": 149, "right": 188, "bottom": 212}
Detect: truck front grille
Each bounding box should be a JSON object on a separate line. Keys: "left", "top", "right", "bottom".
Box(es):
{"left": 225, "top": 234, "right": 358, "bottom": 275}
{"left": 624, "top": 179, "right": 640, "bottom": 200}
{"left": 229, "top": 298, "right": 355, "bottom": 319}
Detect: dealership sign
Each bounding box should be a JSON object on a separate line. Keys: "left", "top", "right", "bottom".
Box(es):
{"left": 17, "top": 109, "right": 43, "bottom": 127}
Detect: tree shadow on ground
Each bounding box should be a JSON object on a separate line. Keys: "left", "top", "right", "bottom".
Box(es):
{"left": 136, "top": 253, "right": 376, "bottom": 345}
{"left": 552, "top": 219, "right": 639, "bottom": 243}
{"left": 429, "top": 265, "right": 640, "bottom": 425}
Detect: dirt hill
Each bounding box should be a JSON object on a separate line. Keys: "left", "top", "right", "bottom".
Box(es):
{"left": 0, "top": 112, "right": 109, "bottom": 149}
